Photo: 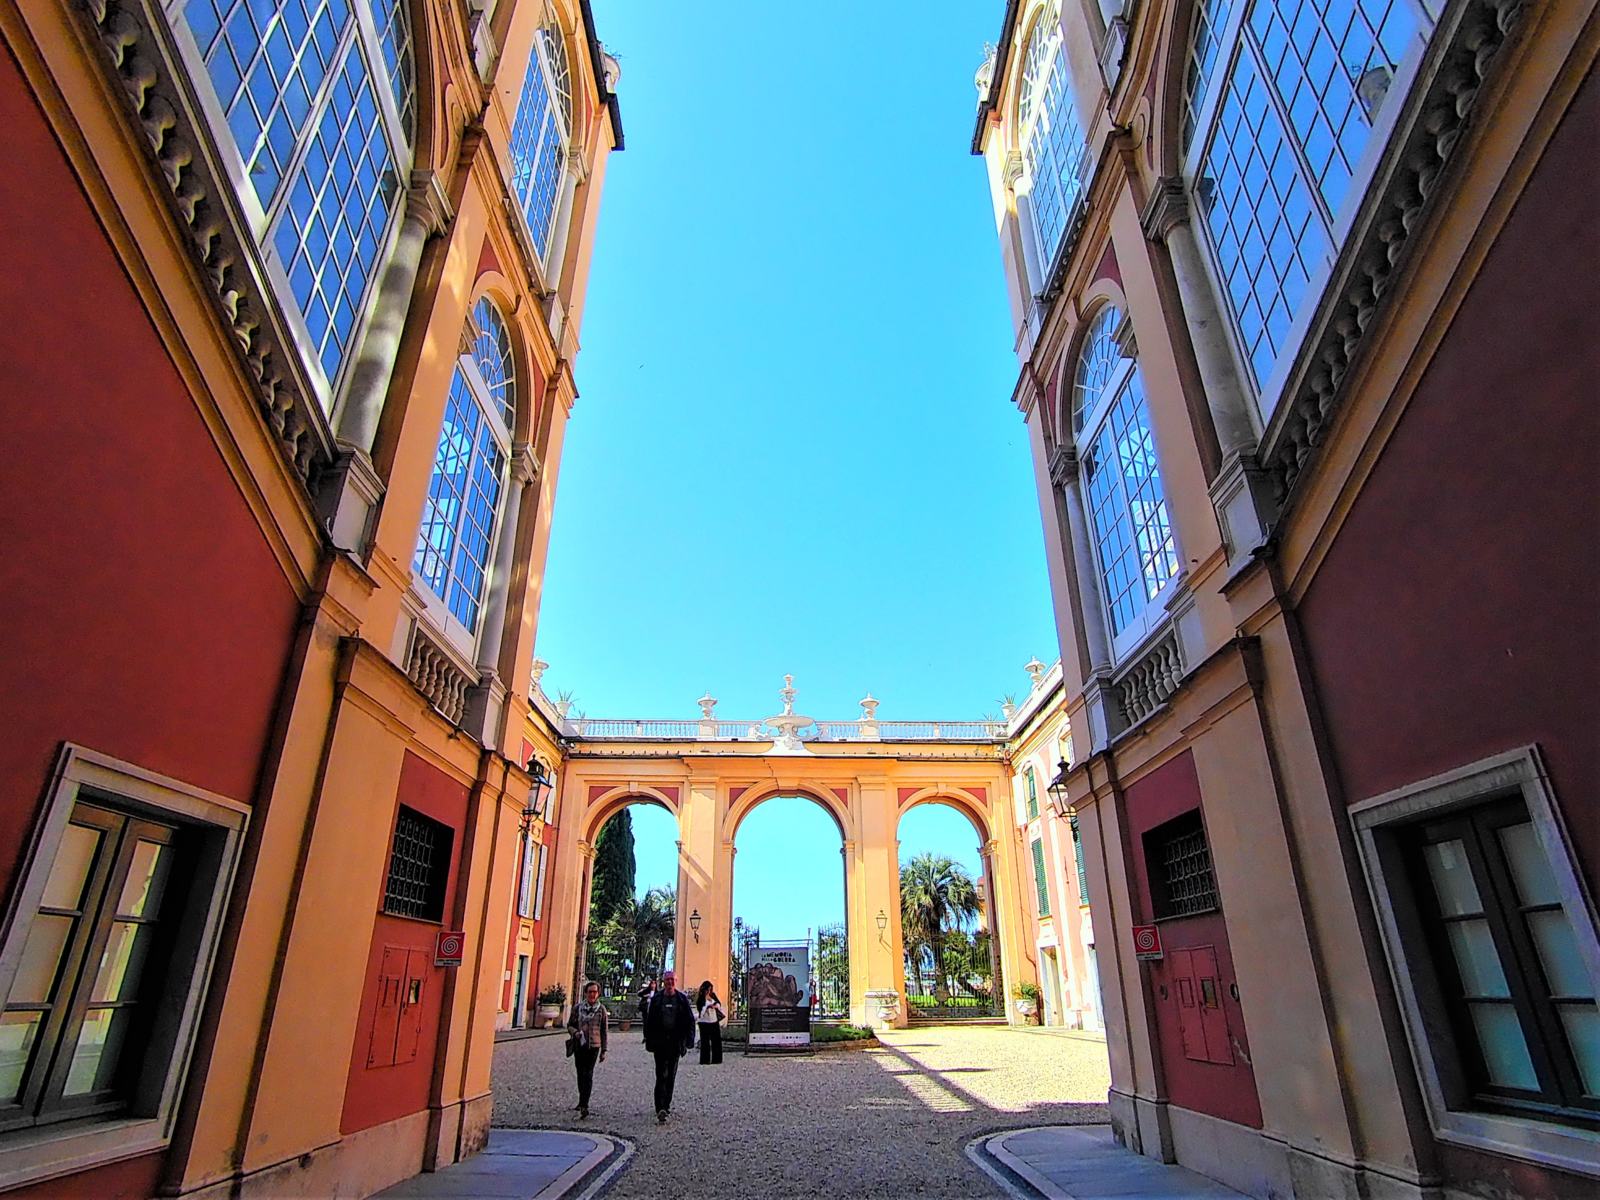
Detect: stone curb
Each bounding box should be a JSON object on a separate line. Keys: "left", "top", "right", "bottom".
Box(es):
{"left": 511, "top": 1128, "right": 635, "bottom": 1200}
{"left": 965, "top": 1128, "right": 1073, "bottom": 1200}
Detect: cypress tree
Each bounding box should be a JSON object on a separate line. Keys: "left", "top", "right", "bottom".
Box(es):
{"left": 589, "top": 808, "right": 636, "bottom": 928}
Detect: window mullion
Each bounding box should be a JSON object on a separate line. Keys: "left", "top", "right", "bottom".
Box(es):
{"left": 349, "top": 0, "right": 409, "bottom": 160}
{"left": 1473, "top": 811, "right": 1591, "bottom": 1110}
{"left": 31, "top": 814, "right": 133, "bottom": 1118}
{"left": 259, "top": 17, "right": 361, "bottom": 243}
{"left": 1458, "top": 818, "right": 1569, "bottom": 1106}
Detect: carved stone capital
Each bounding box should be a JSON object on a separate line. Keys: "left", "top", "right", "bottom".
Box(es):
{"left": 511, "top": 442, "right": 542, "bottom": 486}
{"left": 406, "top": 169, "right": 454, "bottom": 235}
{"left": 1048, "top": 443, "right": 1078, "bottom": 489}
{"left": 1139, "top": 176, "right": 1190, "bottom": 243}
{"left": 1003, "top": 150, "right": 1025, "bottom": 187}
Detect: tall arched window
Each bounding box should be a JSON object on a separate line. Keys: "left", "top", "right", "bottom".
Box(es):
{"left": 509, "top": 24, "right": 573, "bottom": 262}
{"left": 1018, "top": 5, "right": 1090, "bottom": 271}
{"left": 1071, "top": 306, "right": 1179, "bottom": 651}
{"left": 180, "top": 0, "right": 416, "bottom": 395}
{"left": 1182, "top": 0, "right": 1435, "bottom": 398}
{"left": 413, "top": 299, "right": 516, "bottom": 642}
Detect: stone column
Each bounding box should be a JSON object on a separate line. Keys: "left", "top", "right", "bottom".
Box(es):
{"left": 673, "top": 777, "right": 725, "bottom": 995}
{"left": 978, "top": 840, "right": 1005, "bottom": 1011}
{"left": 320, "top": 172, "right": 453, "bottom": 550}
{"left": 461, "top": 446, "right": 537, "bottom": 747}
{"left": 570, "top": 841, "right": 598, "bottom": 1001}
{"left": 1141, "top": 176, "right": 1279, "bottom": 557}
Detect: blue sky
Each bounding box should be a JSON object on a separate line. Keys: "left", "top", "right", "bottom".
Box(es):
{"left": 536, "top": 0, "right": 1056, "bottom": 723}
{"left": 553, "top": 2, "right": 1050, "bottom": 943}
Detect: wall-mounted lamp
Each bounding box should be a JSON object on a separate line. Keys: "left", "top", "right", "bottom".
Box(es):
{"left": 689, "top": 908, "right": 702, "bottom": 942}
{"left": 1046, "top": 758, "right": 1076, "bottom": 818}
{"left": 519, "top": 757, "right": 553, "bottom": 834}
{"left": 876, "top": 908, "right": 888, "bottom": 944}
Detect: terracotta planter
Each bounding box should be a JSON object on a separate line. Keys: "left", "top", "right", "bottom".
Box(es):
{"left": 536, "top": 1003, "right": 562, "bottom": 1028}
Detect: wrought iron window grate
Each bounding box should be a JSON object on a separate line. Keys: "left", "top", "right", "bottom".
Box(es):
{"left": 1159, "top": 826, "right": 1217, "bottom": 917}
{"left": 384, "top": 808, "right": 449, "bottom": 921}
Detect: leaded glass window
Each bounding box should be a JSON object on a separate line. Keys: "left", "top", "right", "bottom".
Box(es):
{"left": 469, "top": 298, "right": 516, "bottom": 429}
{"left": 509, "top": 25, "right": 573, "bottom": 263}
{"left": 413, "top": 298, "right": 516, "bottom": 639}
{"left": 181, "top": 0, "right": 415, "bottom": 393}
{"left": 1184, "top": 0, "right": 1434, "bottom": 396}
{"left": 1072, "top": 308, "right": 1179, "bottom": 644}
{"left": 1018, "top": 7, "right": 1091, "bottom": 271}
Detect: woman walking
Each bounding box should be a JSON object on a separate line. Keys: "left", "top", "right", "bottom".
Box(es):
{"left": 566, "top": 981, "right": 607, "bottom": 1119}
{"left": 695, "top": 980, "right": 726, "bottom": 1065}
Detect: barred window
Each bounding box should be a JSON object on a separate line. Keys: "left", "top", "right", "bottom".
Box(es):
{"left": 383, "top": 808, "right": 453, "bottom": 922}
{"left": 1147, "top": 811, "right": 1219, "bottom": 919}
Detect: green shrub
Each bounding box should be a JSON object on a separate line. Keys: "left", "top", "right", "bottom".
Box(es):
{"left": 537, "top": 983, "right": 566, "bottom": 1005}
{"left": 1012, "top": 981, "right": 1042, "bottom": 1002}
{"left": 813, "top": 1023, "right": 875, "bottom": 1043}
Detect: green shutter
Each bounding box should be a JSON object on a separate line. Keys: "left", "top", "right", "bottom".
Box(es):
{"left": 1071, "top": 814, "right": 1089, "bottom": 906}
{"left": 1031, "top": 837, "right": 1050, "bottom": 916}
{"left": 1025, "top": 769, "right": 1039, "bottom": 820}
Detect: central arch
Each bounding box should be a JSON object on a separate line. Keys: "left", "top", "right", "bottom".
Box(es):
{"left": 727, "top": 790, "right": 852, "bottom": 1021}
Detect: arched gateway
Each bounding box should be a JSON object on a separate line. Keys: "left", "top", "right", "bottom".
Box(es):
{"left": 539, "top": 692, "right": 1027, "bottom": 1027}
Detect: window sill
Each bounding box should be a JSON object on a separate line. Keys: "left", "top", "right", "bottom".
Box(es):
{"left": 1153, "top": 907, "right": 1221, "bottom": 925}
{"left": 0, "top": 1115, "right": 168, "bottom": 1193}
{"left": 1434, "top": 1109, "right": 1600, "bottom": 1180}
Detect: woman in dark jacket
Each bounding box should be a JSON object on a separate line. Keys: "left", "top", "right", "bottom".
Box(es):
{"left": 566, "top": 981, "right": 608, "bottom": 1119}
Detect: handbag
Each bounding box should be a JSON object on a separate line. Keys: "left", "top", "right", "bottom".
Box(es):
{"left": 565, "top": 1030, "right": 579, "bottom": 1057}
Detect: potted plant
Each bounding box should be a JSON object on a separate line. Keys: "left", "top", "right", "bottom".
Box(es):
{"left": 1013, "top": 981, "right": 1041, "bottom": 1022}
{"left": 536, "top": 983, "right": 566, "bottom": 1028}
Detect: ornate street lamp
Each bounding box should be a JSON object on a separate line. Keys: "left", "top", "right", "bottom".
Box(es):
{"left": 689, "top": 909, "right": 702, "bottom": 942}
{"left": 876, "top": 908, "right": 889, "bottom": 943}
{"left": 1046, "top": 758, "right": 1076, "bottom": 817}
{"left": 520, "top": 757, "right": 553, "bottom": 833}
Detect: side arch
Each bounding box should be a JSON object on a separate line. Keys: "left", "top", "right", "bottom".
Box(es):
{"left": 580, "top": 784, "right": 682, "bottom": 847}
{"left": 895, "top": 786, "right": 996, "bottom": 847}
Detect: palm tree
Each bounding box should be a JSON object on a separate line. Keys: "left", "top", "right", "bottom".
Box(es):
{"left": 601, "top": 886, "right": 676, "bottom": 986}
{"left": 900, "top": 853, "right": 981, "bottom": 997}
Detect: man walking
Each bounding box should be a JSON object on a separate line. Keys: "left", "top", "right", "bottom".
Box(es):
{"left": 642, "top": 970, "right": 695, "bottom": 1123}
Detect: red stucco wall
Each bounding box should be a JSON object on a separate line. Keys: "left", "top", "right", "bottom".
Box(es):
{"left": 4, "top": 1150, "right": 163, "bottom": 1200}
{"left": 1298, "top": 68, "right": 1600, "bottom": 882}
{"left": 341, "top": 752, "right": 469, "bottom": 1135}
{"left": 1124, "top": 751, "right": 1264, "bottom": 1129}
{"left": 0, "top": 46, "right": 298, "bottom": 925}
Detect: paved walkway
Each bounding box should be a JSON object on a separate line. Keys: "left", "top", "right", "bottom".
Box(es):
{"left": 492, "top": 1024, "right": 1111, "bottom": 1198}
{"left": 374, "top": 1129, "right": 630, "bottom": 1200}
{"left": 970, "top": 1125, "right": 1246, "bottom": 1199}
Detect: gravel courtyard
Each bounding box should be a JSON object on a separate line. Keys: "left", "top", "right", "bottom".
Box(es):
{"left": 492, "top": 1024, "right": 1111, "bottom": 1198}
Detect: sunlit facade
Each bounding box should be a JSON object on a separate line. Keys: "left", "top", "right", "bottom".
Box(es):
{"left": 975, "top": 1, "right": 1597, "bottom": 1197}
{"left": 0, "top": 0, "right": 619, "bottom": 1193}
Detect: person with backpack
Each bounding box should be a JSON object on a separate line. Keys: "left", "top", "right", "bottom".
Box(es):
{"left": 641, "top": 970, "right": 695, "bottom": 1122}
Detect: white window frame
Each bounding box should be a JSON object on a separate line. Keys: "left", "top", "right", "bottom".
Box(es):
{"left": 1074, "top": 341, "right": 1182, "bottom": 661}
{"left": 1351, "top": 745, "right": 1600, "bottom": 1178}
{"left": 412, "top": 307, "right": 516, "bottom": 659}
{"left": 1015, "top": 2, "right": 1091, "bottom": 290}
{"left": 0, "top": 745, "right": 248, "bottom": 1192}
{"left": 1181, "top": 0, "right": 1439, "bottom": 425}
{"left": 532, "top": 841, "right": 549, "bottom": 922}
{"left": 166, "top": 0, "right": 415, "bottom": 410}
